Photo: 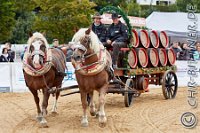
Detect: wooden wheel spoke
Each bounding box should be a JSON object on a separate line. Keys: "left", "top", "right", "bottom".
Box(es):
{"left": 162, "top": 70, "right": 178, "bottom": 99}
{"left": 124, "top": 79, "right": 134, "bottom": 107}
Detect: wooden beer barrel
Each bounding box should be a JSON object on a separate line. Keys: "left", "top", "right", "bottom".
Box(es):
{"left": 159, "top": 31, "right": 169, "bottom": 48}
{"left": 137, "top": 76, "right": 149, "bottom": 91}
{"left": 158, "top": 48, "right": 167, "bottom": 66}
{"left": 136, "top": 48, "right": 148, "bottom": 67}
{"left": 167, "top": 48, "right": 176, "bottom": 66}
{"left": 148, "top": 48, "right": 159, "bottom": 67}
{"left": 130, "top": 29, "right": 139, "bottom": 47}
{"left": 139, "top": 30, "right": 150, "bottom": 48}
{"left": 149, "top": 30, "right": 159, "bottom": 48}
{"left": 128, "top": 49, "right": 138, "bottom": 68}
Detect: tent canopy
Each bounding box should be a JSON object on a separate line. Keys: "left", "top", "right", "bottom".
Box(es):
{"left": 146, "top": 12, "right": 200, "bottom": 32}
{"left": 146, "top": 12, "right": 200, "bottom": 43}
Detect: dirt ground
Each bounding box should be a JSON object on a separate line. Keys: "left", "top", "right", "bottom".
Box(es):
{"left": 0, "top": 87, "right": 200, "bottom": 133}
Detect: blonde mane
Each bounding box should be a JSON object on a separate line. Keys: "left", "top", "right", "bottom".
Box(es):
{"left": 72, "top": 28, "right": 101, "bottom": 53}
{"left": 27, "top": 32, "right": 49, "bottom": 52}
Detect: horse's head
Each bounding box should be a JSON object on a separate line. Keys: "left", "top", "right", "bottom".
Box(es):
{"left": 27, "top": 32, "right": 49, "bottom": 69}
{"left": 71, "top": 28, "right": 91, "bottom": 62}
{"left": 71, "top": 28, "right": 100, "bottom": 63}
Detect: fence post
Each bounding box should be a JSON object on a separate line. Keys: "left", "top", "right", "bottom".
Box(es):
{"left": 9, "top": 63, "right": 13, "bottom": 92}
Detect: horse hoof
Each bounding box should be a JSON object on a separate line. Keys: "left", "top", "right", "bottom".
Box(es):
{"left": 90, "top": 111, "right": 96, "bottom": 116}
{"left": 99, "top": 122, "right": 106, "bottom": 128}
{"left": 81, "top": 122, "right": 88, "bottom": 127}
{"left": 81, "top": 116, "right": 88, "bottom": 127}
{"left": 51, "top": 111, "right": 58, "bottom": 114}
{"left": 50, "top": 111, "right": 58, "bottom": 117}
{"left": 99, "top": 115, "right": 107, "bottom": 128}
{"left": 40, "top": 120, "right": 48, "bottom": 128}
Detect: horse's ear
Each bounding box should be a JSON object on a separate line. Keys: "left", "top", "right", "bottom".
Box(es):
{"left": 29, "top": 31, "right": 33, "bottom": 37}
{"left": 85, "top": 28, "right": 91, "bottom": 35}
{"left": 41, "top": 31, "right": 46, "bottom": 37}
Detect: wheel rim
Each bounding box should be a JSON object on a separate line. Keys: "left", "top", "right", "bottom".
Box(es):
{"left": 124, "top": 79, "right": 134, "bottom": 107}
{"left": 128, "top": 80, "right": 134, "bottom": 103}
{"left": 162, "top": 71, "right": 178, "bottom": 99}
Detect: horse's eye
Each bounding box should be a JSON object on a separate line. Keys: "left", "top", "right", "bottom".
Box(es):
{"left": 40, "top": 45, "right": 46, "bottom": 52}
{"left": 74, "top": 55, "right": 81, "bottom": 61}
{"left": 29, "top": 45, "right": 34, "bottom": 53}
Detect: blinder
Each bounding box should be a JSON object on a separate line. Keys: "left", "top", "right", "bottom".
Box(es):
{"left": 72, "top": 43, "right": 87, "bottom": 62}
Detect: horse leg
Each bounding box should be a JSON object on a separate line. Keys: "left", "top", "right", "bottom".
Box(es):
{"left": 42, "top": 88, "right": 50, "bottom": 116}
{"left": 89, "top": 91, "right": 97, "bottom": 116}
{"left": 29, "top": 89, "right": 42, "bottom": 121}
{"left": 51, "top": 88, "right": 60, "bottom": 114}
{"left": 80, "top": 91, "right": 88, "bottom": 127}
{"left": 38, "top": 88, "right": 50, "bottom": 127}
{"left": 98, "top": 85, "right": 108, "bottom": 128}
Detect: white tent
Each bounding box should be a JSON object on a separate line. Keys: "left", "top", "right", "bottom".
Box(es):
{"left": 146, "top": 11, "right": 200, "bottom": 32}
{"left": 146, "top": 12, "right": 200, "bottom": 43}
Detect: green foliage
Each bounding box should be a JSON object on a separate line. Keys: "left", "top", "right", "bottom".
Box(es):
{"left": 140, "top": 4, "right": 178, "bottom": 18}
{"left": 33, "top": 0, "right": 96, "bottom": 43}
{"left": 176, "top": 0, "right": 192, "bottom": 12}
{"left": 0, "top": 0, "right": 16, "bottom": 43}
{"left": 11, "top": 12, "right": 35, "bottom": 44}
{"left": 176, "top": 0, "right": 200, "bottom": 12}
{"left": 10, "top": 0, "right": 36, "bottom": 44}
{"left": 122, "top": 1, "right": 141, "bottom": 17}
{"left": 92, "top": 0, "right": 124, "bottom": 8}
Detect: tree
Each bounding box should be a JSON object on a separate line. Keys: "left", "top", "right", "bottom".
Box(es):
{"left": 10, "top": 0, "right": 36, "bottom": 44}
{"left": 176, "top": 0, "right": 200, "bottom": 12}
{"left": 0, "top": 0, "right": 16, "bottom": 43}
{"left": 11, "top": 12, "right": 35, "bottom": 44}
{"left": 33, "top": 0, "right": 96, "bottom": 43}
{"left": 122, "top": 0, "right": 141, "bottom": 17}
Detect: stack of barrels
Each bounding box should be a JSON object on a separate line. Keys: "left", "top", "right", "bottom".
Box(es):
{"left": 128, "top": 29, "right": 176, "bottom": 69}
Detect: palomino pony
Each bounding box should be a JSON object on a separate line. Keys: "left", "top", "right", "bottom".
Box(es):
{"left": 71, "top": 28, "right": 113, "bottom": 127}
{"left": 23, "top": 32, "right": 66, "bottom": 127}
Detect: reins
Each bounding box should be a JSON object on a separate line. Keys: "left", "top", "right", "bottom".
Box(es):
{"left": 74, "top": 49, "right": 103, "bottom": 71}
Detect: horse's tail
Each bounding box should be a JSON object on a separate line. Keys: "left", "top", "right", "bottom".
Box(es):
{"left": 105, "top": 50, "right": 114, "bottom": 80}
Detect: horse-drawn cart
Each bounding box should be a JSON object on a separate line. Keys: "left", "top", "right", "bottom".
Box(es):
{"left": 107, "top": 65, "right": 177, "bottom": 107}
{"left": 23, "top": 6, "right": 178, "bottom": 127}
{"left": 53, "top": 61, "right": 178, "bottom": 107}
{"left": 49, "top": 6, "right": 178, "bottom": 108}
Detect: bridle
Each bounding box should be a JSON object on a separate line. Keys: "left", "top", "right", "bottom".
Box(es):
{"left": 72, "top": 36, "right": 103, "bottom": 71}
{"left": 72, "top": 35, "right": 91, "bottom": 62}
{"left": 30, "top": 38, "right": 47, "bottom": 61}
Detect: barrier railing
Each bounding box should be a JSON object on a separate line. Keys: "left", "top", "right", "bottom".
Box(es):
{"left": 0, "top": 61, "right": 199, "bottom": 92}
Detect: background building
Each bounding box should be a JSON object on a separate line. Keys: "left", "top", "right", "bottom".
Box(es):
{"left": 136, "top": 0, "right": 176, "bottom": 6}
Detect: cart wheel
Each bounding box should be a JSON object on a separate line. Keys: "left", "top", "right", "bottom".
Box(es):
{"left": 162, "top": 70, "right": 178, "bottom": 99}
{"left": 124, "top": 79, "right": 134, "bottom": 107}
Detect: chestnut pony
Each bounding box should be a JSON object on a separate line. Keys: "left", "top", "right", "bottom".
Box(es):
{"left": 71, "top": 28, "right": 113, "bottom": 127}
{"left": 23, "top": 32, "right": 66, "bottom": 127}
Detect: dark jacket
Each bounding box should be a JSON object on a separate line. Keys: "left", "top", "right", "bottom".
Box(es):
{"left": 106, "top": 21, "right": 128, "bottom": 42}
{"left": 92, "top": 23, "right": 107, "bottom": 42}
{"left": 178, "top": 49, "right": 191, "bottom": 60}
{"left": 0, "top": 55, "right": 11, "bottom": 62}
{"left": 7, "top": 49, "right": 15, "bottom": 62}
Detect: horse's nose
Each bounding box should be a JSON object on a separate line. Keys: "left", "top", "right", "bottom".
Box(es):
{"left": 33, "top": 55, "right": 42, "bottom": 69}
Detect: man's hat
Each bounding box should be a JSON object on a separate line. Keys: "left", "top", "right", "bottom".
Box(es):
{"left": 92, "top": 12, "right": 102, "bottom": 19}
{"left": 53, "top": 39, "right": 58, "bottom": 42}
{"left": 111, "top": 13, "right": 121, "bottom": 19}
